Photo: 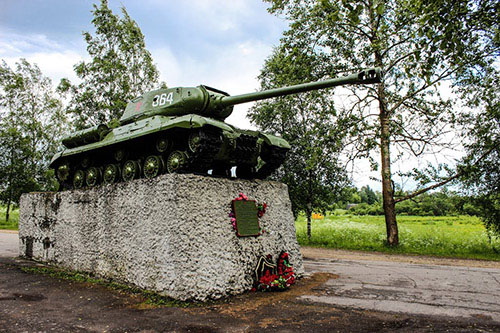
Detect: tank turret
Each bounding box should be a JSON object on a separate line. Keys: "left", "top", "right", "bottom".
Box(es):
{"left": 119, "top": 68, "right": 381, "bottom": 123}
{"left": 51, "top": 68, "right": 382, "bottom": 190}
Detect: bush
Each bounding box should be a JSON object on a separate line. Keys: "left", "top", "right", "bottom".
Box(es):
{"left": 349, "top": 203, "right": 384, "bottom": 215}
{"left": 345, "top": 190, "right": 481, "bottom": 217}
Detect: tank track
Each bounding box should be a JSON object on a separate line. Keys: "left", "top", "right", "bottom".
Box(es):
{"left": 256, "top": 146, "right": 287, "bottom": 179}
{"left": 233, "top": 134, "right": 259, "bottom": 164}
{"left": 188, "top": 129, "right": 223, "bottom": 172}
{"left": 56, "top": 128, "right": 287, "bottom": 191}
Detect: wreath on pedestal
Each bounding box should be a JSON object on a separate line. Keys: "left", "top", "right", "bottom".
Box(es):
{"left": 253, "top": 252, "right": 296, "bottom": 292}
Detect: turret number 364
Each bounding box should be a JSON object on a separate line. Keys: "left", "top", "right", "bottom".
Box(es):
{"left": 152, "top": 92, "right": 174, "bottom": 107}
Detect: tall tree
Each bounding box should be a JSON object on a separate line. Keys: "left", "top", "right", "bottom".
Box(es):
{"left": 59, "top": 0, "right": 161, "bottom": 129}
{"left": 261, "top": 0, "right": 498, "bottom": 246}
{"left": 249, "top": 47, "right": 350, "bottom": 239}
{"left": 460, "top": 91, "right": 499, "bottom": 236}
{"left": 0, "top": 59, "right": 65, "bottom": 219}
{"left": 413, "top": 0, "right": 499, "bottom": 235}
{"left": 360, "top": 185, "right": 378, "bottom": 205}
{"left": 0, "top": 128, "right": 36, "bottom": 221}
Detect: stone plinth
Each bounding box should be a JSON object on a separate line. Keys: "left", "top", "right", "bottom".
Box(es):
{"left": 18, "top": 174, "right": 303, "bottom": 301}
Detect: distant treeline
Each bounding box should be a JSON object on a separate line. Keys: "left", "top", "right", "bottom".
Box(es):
{"left": 333, "top": 186, "right": 480, "bottom": 217}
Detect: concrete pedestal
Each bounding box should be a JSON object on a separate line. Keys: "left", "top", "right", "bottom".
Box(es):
{"left": 18, "top": 174, "right": 303, "bottom": 301}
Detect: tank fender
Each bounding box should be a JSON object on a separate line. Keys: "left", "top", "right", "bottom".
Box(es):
{"left": 185, "top": 115, "right": 235, "bottom": 132}
{"left": 49, "top": 151, "right": 64, "bottom": 168}
{"left": 258, "top": 133, "right": 291, "bottom": 149}
{"left": 49, "top": 115, "right": 238, "bottom": 163}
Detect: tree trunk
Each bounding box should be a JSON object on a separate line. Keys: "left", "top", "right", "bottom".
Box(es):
{"left": 6, "top": 153, "right": 13, "bottom": 223}
{"left": 5, "top": 198, "right": 11, "bottom": 222}
{"left": 378, "top": 83, "right": 399, "bottom": 246}
{"left": 306, "top": 202, "right": 312, "bottom": 240}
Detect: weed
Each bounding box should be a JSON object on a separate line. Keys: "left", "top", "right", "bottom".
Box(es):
{"left": 20, "top": 265, "right": 196, "bottom": 307}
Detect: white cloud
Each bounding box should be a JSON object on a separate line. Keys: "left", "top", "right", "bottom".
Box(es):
{"left": 151, "top": 38, "right": 274, "bottom": 130}
{"left": 0, "top": 30, "right": 64, "bottom": 55}
{"left": 0, "top": 29, "right": 85, "bottom": 84}
{"left": 144, "top": 0, "right": 253, "bottom": 33}
{"left": 2, "top": 50, "right": 84, "bottom": 85}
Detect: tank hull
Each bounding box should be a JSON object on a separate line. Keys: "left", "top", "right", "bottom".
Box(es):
{"left": 51, "top": 68, "right": 382, "bottom": 190}
{"left": 51, "top": 115, "right": 289, "bottom": 190}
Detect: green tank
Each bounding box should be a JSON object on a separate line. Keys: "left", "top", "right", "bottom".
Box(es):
{"left": 50, "top": 68, "right": 382, "bottom": 190}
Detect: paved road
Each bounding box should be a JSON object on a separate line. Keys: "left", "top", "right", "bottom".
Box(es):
{"left": 0, "top": 231, "right": 18, "bottom": 258}
{"left": 2, "top": 230, "right": 500, "bottom": 325}
{"left": 302, "top": 257, "right": 500, "bottom": 322}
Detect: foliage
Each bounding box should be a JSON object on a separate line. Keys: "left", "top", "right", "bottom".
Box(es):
{"left": 59, "top": 0, "right": 161, "bottom": 129}
{"left": 359, "top": 185, "right": 378, "bottom": 205}
{"left": 347, "top": 189, "right": 483, "bottom": 217}
{"left": 349, "top": 203, "right": 384, "bottom": 216}
{"left": 248, "top": 38, "right": 350, "bottom": 239}
{"left": 453, "top": 14, "right": 499, "bottom": 237}
{"left": 296, "top": 212, "right": 500, "bottom": 261}
{"left": 0, "top": 205, "right": 19, "bottom": 230}
{"left": 459, "top": 87, "right": 499, "bottom": 235}
{"left": 262, "top": 0, "right": 499, "bottom": 246}
{"left": 412, "top": 0, "right": 500, "bottom": 237}
{"left": 0, "top": 59, "right": 65, "bottom": 218}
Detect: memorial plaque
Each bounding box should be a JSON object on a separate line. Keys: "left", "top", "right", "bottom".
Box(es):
{"left": 232, "top": 199, "right": 261, "bottom": 237}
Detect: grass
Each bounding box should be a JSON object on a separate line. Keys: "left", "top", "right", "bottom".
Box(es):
{"left": 296, "top": 211, "right": 500, "bottom": 261}
{"left": 0, "top": 205, "right": 19, "bottom": 230}
{"left": 20, "top": 265, "right": 197, "bottom": 307}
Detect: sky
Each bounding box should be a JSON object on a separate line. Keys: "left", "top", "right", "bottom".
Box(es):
{"left": 0, "top": 0, "right": 456, "bottom": 191}
{"left": 0, "top": 0, "right": 286, "bottom": 145}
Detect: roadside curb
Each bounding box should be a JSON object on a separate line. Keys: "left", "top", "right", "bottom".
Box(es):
{"left": 300, "top": 246, "right": 500, "bottom": 269}
{"left": 0, "top": 229, "right": 18, "bottom": 234}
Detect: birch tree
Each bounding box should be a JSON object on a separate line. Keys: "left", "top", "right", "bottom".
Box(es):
{"left": 258, "top": 0, "right": 499, "bottom": 245}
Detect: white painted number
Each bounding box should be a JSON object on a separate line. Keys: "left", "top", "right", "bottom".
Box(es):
{"left": 166, "top": 92, "right": 174, "bottom": 104}
{"left": 152, "top": 92, "right": 174, "bottom": 107}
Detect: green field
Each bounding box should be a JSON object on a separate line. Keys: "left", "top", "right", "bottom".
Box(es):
{"left": 296, "top": 212, "right": 500, "bottom": 261}
{"left": 0, "top": 206, "right": 19, "bottom": 230}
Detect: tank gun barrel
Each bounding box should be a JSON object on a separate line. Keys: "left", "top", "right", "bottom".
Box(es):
{"left": 117, "top": 67, "right": 383, "bottom": 124}
{"left": 219, "top": 67, "right": 382, "bottom": 108}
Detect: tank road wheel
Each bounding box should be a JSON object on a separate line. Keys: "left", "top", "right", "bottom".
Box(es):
{"left": 85, "top": 167, "right": 101, "bottom": 187}
{"left": 156, "top": 137, "right": 170, "bottom": 153}
{"left": 188, "top": 130, "right": 202, "bottom": 153}
{"left": 81, "top": 157, "right": 90, "bottom": 169}
{"left": 56, "top": 164, "right": 70, "bottom": 183}
{"left": 114, "top": 149, "right": 126, "bottom": 163}
{"left": 143, "top": 155, "right": 164, "bottom": 179}
{"left": 73, "top": 169, "right": 85, "bottom": 189}
{"left": 122, "top": 160, "right": 140, "bottom": 181}
{"left": 103, "top": 164, "right": 120, "bottom": 184}
{"left": 166, "top": 150, "right": 188, "bottom": 173}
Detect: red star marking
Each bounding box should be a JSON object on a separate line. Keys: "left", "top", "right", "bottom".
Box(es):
{"left": 136, "top": 101, "right": 142, "bottom": 111}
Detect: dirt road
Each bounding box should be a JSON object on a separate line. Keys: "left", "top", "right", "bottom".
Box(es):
{"left": 1, "top": 230, "right": 500, "bottom": 332}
